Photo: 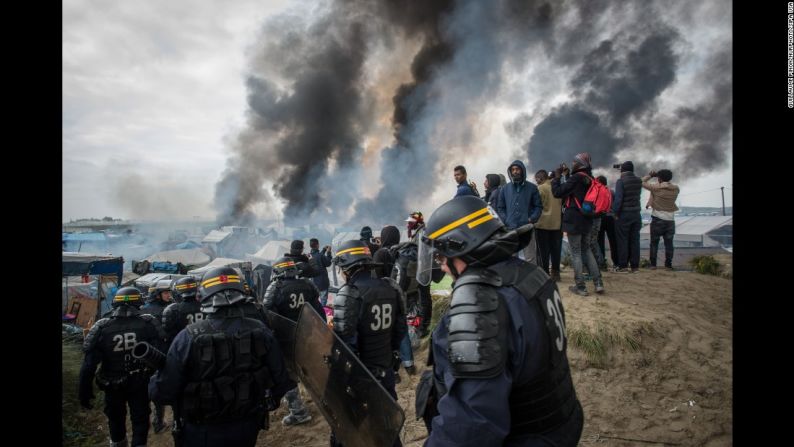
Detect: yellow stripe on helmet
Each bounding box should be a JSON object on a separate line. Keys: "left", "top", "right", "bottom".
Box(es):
{"left": 113, "top": 294, "right": 141, "bottom": 302}
{"left": 335, "top": 246, "right": 370, "bottom": 256}
{"left": 467, "top": 213, "right": 494, "bottom": 229}
{"left": 274, "top": 261, "right": 296, "bottom": 268}
{"left": 201, "top": 274, "right": 241, "bottom": 288}
{"left": 175, "top": 283, "right": 197, "bottom": 290}
{"left": 428, "top": 207, "right": 489, "bottom": 239}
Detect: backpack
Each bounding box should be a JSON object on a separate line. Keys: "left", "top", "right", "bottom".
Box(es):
{"left": 567, "top": 172, "right": 612, "bottom": 217}
{"left": 389, "top": 242, "right": 419, "bottom": 294}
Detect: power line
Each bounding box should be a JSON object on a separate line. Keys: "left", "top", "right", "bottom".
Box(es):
{"left": 678, "top": 187, "right": 728, "bottom": 197}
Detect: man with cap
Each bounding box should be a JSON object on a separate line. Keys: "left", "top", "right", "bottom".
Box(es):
{"left": 415, "top": 196, "right": 583, "bottom": 446}
{"left": 612, "top": 161, "right": 643, "bottom": 273}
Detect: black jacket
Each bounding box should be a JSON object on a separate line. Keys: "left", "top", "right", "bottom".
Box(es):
{"left": 551, "top": 168, "right": 593, "bottom": 235}
{"left": 373, "top": 226, "right": 401, "bottom": 278}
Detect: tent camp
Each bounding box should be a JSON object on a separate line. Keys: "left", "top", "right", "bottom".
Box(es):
{"left": 640, "top": 215, "right": 732, "bottom": 248}
{"left": 144, "top": 248, "right": 211, "bottom": 269}
{"left": 247, "top": 240, "right": 292, "bottom": 265}
{"left": 187, "top": 257, "right": 252, "bottom": 277}
{"left": 62, "top": 252, "right": 124, "bottom": 325}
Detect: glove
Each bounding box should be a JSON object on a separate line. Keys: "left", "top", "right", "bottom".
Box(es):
{"left": 392, "top": 350, "right": 402, "bottom": 372}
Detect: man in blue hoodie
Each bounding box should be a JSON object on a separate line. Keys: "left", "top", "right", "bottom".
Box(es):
{"left": 497, "top": 160, "right": 543, "bottom": 263}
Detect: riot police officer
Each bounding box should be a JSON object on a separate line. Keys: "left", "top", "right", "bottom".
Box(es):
{"left": 162, "top": 277, "right": 204, "bottom": 345}
{"left": 141, "top": 278, "right": 175, "bottom": 433}
{"left": 142, "top": 279, "right": 173, "bottom": 319}
{"left": 415, "top": 196, "right": 584, "bottom": 446}
{"left": 148, "top": 266, "right": 295, "bottom": 447}
{"left": 78, "top": 286, "right": 167, "bottom": 447}
{"left": 263, "top": 256, "right": 325, "bottom": 426}
{"left": 331, "top": 240, "right": 407, "bottom": 447}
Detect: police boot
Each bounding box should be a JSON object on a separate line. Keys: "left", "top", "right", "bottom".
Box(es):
{"left": 109, "top": 438, "right": 128, "bottom": 447}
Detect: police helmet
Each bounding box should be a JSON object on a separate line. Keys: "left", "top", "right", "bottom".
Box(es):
{"left": 112, "top": 286, "right": 144, "bottom": 308}
{"left": 418, "top": 196, "right": 533, "bottom": 278}
{"left": 421, "top": 196, "right": 504, "bottom": 258}
{"left": 171, "top": 276, "right": 198, "bottom": 302}
{"left": 147, "top": 279, "right": 173, "bottom": 302}
{"left": 332, "top": 239, "right": 373, "bottom": 271}
{"left": 198, "top": 266, "right": 247, "bottom": 313}
{"left": 272, "top": 256, "right": 299, "bottom": 279}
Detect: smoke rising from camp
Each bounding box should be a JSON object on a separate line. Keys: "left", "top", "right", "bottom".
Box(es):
{"left": 215, "top": 0, "right": 731, "bottom": 227}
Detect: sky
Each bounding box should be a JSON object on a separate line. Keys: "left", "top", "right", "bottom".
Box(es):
{"left": 63, "top": 0, "right": 732, "bottom": 224}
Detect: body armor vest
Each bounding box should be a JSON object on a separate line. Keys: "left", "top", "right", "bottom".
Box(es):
{"left": 274, "top": 279, "right": 318, "bottom": 321}
{"left": 163, "top": 300, "right": 204, "bottom": 343}
{"left": 487, "top": 262, "right": 578, "bottom": 436}
{"left": 89, "top": 310, "right": 162, "bottom": 383}
{"left": 181, "top": 317, "right": 274, "bottom": 424}
{"left": 355, "top": 279, "right": 401, "bottom": 370}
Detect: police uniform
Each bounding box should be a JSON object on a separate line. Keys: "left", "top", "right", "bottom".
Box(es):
{"left": 162, "top": 277, "right": 204, "bottom": 345}
{"left": 416, "top": 196, "right": 584, "bottom": 447}
{"left": 332, "top": 240, "right": 407, "bottom": 447}
{"left": 263, "top": 257, "right": 325, "bottom": 426}
{"left": 148, "top": 267, "right": 295, "bottom": 447}
{"left": 142, "top": 279, "right": 175, "bottom": 432}
{"left": 79, "top": 287, "right": 167, "bottom": 447}
{"left": 263, "top": 268, "right": 324, "bottom": 322}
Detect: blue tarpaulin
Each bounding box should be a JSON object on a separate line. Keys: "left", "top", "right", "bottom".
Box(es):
{"left": 62, "top": 253, "right": 124, "bottom": 317}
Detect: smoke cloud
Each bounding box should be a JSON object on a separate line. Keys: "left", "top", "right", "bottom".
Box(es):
{"left": 214, "top": 0, "right": 731, "bottom": 227}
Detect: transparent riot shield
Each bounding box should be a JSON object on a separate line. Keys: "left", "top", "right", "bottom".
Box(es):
{"left": 416, "top": 228, "right": 434, "bottom": 286}
{"left": 294, "top": 306, "right": 405, "bottom": 447}
{"left": 267, "top": 311, "right": 298, "bottom": 381}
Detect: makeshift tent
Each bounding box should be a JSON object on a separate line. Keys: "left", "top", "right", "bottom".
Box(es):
{"left": 132, "top": 273, "right": 189, "bottom": 299}
{"left": 247, "top": 240, "right": 292, "bottom": 264}
{"left": 62, "top": 253, "right": 124, "bottom": 324}
{"left": 62, "top": 232, "right": 109, "bottom": 253}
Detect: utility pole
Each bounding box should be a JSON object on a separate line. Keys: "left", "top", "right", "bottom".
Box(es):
{"left": 720, "top": 187, "right": 725, "bottom": 216}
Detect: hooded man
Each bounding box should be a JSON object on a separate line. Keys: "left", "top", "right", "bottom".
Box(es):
{"left": 497, "top": 160, "right": 543, "bottom": 264}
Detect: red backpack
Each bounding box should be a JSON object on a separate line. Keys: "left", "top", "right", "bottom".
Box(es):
{"left": 566, "top": 173, "right": 612, "bottom": 217}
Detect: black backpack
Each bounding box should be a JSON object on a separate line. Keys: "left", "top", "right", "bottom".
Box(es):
{"left": 390, "top": 242, "right": 419, "bottom": 294}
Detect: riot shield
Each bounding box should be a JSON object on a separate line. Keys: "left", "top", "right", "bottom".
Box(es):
{"left": 267, "top": 311, "right": 298, "bottom": 381}
{"left": 294, "top": 306, "right": 405, "bottom": 447}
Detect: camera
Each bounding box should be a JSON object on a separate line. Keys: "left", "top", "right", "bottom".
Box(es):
{"left": 612, "top": 164, "right": 622, "bottom": 169}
